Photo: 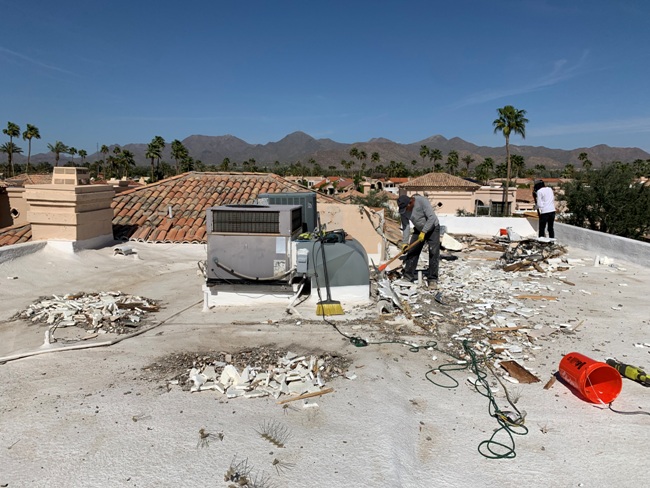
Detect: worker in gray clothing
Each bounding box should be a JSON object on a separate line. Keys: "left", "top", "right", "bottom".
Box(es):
{"left": 397, "top": 194, "right": 441, "bottom": 289}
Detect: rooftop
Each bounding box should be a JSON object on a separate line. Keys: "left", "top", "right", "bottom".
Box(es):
{"left": 1, "top": 223, "right": 648, "bottom": 487}
{"left": 401, "top": 172, "right": 481, "bottom": 190}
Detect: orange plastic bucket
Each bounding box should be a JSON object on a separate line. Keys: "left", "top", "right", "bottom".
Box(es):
{"left": 559, "top": 352, "right": 622, "bottom": 403}
{"left": 499, "top": 228, "right": 508, "bottom": 236}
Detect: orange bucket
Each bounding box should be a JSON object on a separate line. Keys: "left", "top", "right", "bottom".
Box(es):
{"left": 558, "top": 352, "right": 622, "bottom": 403}
{"left": 499, "top": 228, "right": 508, "bottom": 236}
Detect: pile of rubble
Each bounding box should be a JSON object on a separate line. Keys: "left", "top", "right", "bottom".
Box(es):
{"left": 143, "top": 347, "right": 350, "bottom": 400}
{"left": 15, "top": 291, "right": 160, "bottom": 335}
{"left": 501, "top": 239, "right": 567, "bottom": 272}
{"left": 377, "top": 240, "right": 593, "bottom": 385}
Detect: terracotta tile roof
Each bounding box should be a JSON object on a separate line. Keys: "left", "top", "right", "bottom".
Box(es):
{"left": 400, "top": 172, "right": 481, "bottom": 190}
{"left": 516, "top": 188, "right": 536, "bottom": 203}
{"left": 5, "top": 173, "right": 53, "bottom": 187}
{"left": 0, "top": 224, "right": 32, "bottom": 246}
{"left": 313, "top": 176, "right": 354, "bottom": 190}
{"left": 112, "top": 172, "right": 341, "bottom": 244}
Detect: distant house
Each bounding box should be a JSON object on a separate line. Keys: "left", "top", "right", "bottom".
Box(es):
{"left": 312, "top": 176, "right": 355, "bottom": 195}
{"left": 399, "top": 172, "right": 517, "bottom": 216}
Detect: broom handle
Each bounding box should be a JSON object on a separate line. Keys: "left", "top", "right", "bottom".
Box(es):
{"left": 317, "top": 214, "right": 334, "bottom": 301}
{"left": 378, "top": 240, "right": 420, "bottom": 272}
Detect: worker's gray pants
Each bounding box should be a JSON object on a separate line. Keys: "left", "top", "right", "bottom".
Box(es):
{"left": 403, "top": 225, "right": 440, "bottom": 281}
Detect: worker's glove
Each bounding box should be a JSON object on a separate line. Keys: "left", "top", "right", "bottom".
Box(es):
{"left": 418, "top": 232, "right": 426, "bottom": 242}
{"left": 401, "top": 243, "right": 409, "bottom": 252}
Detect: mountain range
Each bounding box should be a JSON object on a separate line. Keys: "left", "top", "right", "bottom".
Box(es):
{"left": 11, "top": 132, "right": 650, "bottom": 171}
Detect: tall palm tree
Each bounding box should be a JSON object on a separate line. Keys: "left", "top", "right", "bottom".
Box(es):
{"left": 22, "top": 124, "right": 41, "bottom": 174}
{"left": 493, "top": 105, "right": 528, "bottom": 215}
{"left": 578, "top": 151, "right": 592, "bottom": 171}
{"left": 146, "top": 138, "right": 162, "bottom": 182}
{"left": 120, "top": 149, "right": 135, "bottom": 178}
{"left": 461, "top": 154, "right": 475, "bottom": 176}
{"left": 428, "top": 148, "right": 442, "bottom": 169}
{"left": 78, "top": 149, "right": 87, "bottom": 164}
{"left": 446, "top": 150, "right": 459, "bottom": 175}
{"left": 47, "top": 141, "right": 70, "bottom": 167}
{"left": 152, "top": 135, "right": 165, "bottom": 177}
{"left": 69, "top": 147, "right": 78, "bottom": 165}
{"left": 0, "top": 143, "right": 23, "bottom": 175}
{"left": 100, "top": 145, "right": 109, "bottom": 178}
{"left": 171, "top": 139, "right": 187, "bottom": 175}
{"left": 3, "top": 122, "right": 21, "bottom": 176}
{"left": 371, "top": 151, "right": 380, "bottom": 169}
{"left": 419, "top": 145, "right": 429, "bottom": 165}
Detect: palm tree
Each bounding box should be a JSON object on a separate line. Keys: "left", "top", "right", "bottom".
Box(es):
{"left": 446, "top": 150, "right": 459, "bottom": 175}
{"left": 22, "top": 124, "right": 41, "bottom": 174}
{"left": 3, "top": 122, "right": 21, "bottom": 176}
{"left": 493, "top": 105, "right": 528, "bottom": 215}
{"left": 100, "top": 145, "right": 109, "bottom": 178}
{"left": 171, "top": 139, "right": 188, "bottom": 175}
{"left": 475, "top": 159, "right": 492, "bottom": 185}
{"left": 220, "top": 157, "right": 231, "bottom": 171}
{"left": 152, "top": 135, "right": 165, "bottom": 177}
{"left": 428, "top": 148, "right": 442, "bottom": 169}
{"left": 0, "top": 142, "right": 23, "bottom": 175}
{"left": 461, "top": 154, "right": 475, "bottom": 176}
{"left": 578, "top": 151, "right": 592, "bottom": 171}
{"left": 146, "top": 137, "right": 163, "bottom": 182}
{"left": 78, "top": 149, "right": 87, "bottom": 164}
{"left": 510, "top": 154, "right": 525, "bottom": 179}
{"left": 371, "top": 151, "right": 380, "bottom": 168}
{"left": 419, "top": 145, "right": 429, "bottom": 165}
{"left": 68, "top": 147, "right": 77, "bottom": 164}
{"left": 47, "top": 141, "right": 70, "bottom": 167}
{"left": 120, "top": 149, "right": 135, "bottom": 178}
{"left": 562, "top": 163, "right": 575, "bottom": 179}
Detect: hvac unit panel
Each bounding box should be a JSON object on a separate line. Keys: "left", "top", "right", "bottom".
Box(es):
{"left": 206, "top": 204, "right": 303, "bottom": 284}
{"left": 257, "top": 192, "right": 317, "bottom": 232}
{"left": 208, "top": 234, "right": 290, "bottom": 281}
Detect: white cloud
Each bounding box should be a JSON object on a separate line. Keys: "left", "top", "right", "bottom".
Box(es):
{"left": 533, "top": 117, "right": 650, "bottom": 137}
{"left": 0, "top": 47, "right": 77, "bottom": 76}
{"left": 453, "top": 51, "right": 590, "bottom": 107}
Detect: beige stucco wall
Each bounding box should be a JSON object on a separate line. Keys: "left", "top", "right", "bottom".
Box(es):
{"left": 5, "top": 188, "right": 30, "bottom": 226}
{"left": 402, "top": 187, "right": 518, "bottom": 215}
{"left": 24, "top": 184, "right": 115, "bottom": 241}
{"left": 317, "top": 203, "right": 385, "bottom": 263}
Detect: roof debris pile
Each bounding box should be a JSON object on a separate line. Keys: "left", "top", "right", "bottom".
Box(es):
{"left": 501, "top": 239, "right": 567, "bottom": 272}
{"left": 143, "top": 347, "right": 349, "bottom": 400}
{"left": 378, "top": 246, "right": 590, "bottom": 385}
{"left": 15, "top": 291, "right": 160, "bottom": 335}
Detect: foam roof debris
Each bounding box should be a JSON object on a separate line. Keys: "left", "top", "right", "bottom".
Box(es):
{"left": 15, "top": 291, "right": 159, "bottom": 335}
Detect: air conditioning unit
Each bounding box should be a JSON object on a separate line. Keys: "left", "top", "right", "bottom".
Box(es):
{"left": 206, "top": 204, "right": 303, "bottom": 285}
{"left": 257, "top": 192, "right": 317, "bottom": 232}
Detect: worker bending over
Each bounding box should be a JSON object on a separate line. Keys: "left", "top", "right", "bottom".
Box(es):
{"left": 397, "top": 194, "right": 441, "bottom": 290}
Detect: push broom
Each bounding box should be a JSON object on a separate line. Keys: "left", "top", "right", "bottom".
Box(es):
{"left": 315, "top": 222, "right": 344, "bottom": 316}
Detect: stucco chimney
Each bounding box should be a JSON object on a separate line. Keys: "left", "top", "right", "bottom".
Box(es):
{"left": 24, "top": 167, "right": 115, "bottom": 246}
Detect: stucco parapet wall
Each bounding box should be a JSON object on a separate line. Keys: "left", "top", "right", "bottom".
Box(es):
{"left": 555, "top": 222, "right": 650, "bottom": 268}
{"left": 0, "top": 240, "right": 47, "bottom": 264}
{"left": 24, "top": 184, "right": 114, "bottom": 200}
{"left": 438, "top": 216, "right": 536, "bottom": 239}
{"left": 28, "top": 207, "right": 114, "bottom": 226}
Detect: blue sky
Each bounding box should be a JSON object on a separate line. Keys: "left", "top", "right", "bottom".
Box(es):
{"left": 2, "top": 0, "right": 650, "bottom": 157}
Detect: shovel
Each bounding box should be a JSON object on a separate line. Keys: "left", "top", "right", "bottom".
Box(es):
{"left": 377, "top": 241, "right": 420, "bottom": 272}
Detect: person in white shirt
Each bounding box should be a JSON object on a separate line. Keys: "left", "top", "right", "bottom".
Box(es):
{"left": 533, "top": 180, "right": 556, "bottom": 238}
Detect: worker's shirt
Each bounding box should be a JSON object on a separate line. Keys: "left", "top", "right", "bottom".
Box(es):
{"left": 536, "top": 187, "right": 555, "bottom": 214}
{"left": 401, "top": 195, "right": 439, "bottom": 242}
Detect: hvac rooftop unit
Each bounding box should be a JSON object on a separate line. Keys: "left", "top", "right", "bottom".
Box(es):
{"left": 257, "top": 192, "right": 317, "bottom": 232}
{"left": 206, "top": 204, "right": 303, "bottom": 285}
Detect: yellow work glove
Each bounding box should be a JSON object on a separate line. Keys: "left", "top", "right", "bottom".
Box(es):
{"left": 401, "top": 243, "right": 409, "bottom": 252}
{"left": 418, "top": 232, "right": 426, "bottom": 242}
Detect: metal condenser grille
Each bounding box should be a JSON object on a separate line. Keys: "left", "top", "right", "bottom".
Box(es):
{"left": 212, "top": 210, "right": 280, "bottom": 234}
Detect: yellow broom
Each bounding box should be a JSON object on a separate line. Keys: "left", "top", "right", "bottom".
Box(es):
{"left": 316, "top": 236, "right": 344, "bottom": 316}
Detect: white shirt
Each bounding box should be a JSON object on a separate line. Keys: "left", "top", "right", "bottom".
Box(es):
{"left": 536, "top": 187, "right": 555, "bottom": 214}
